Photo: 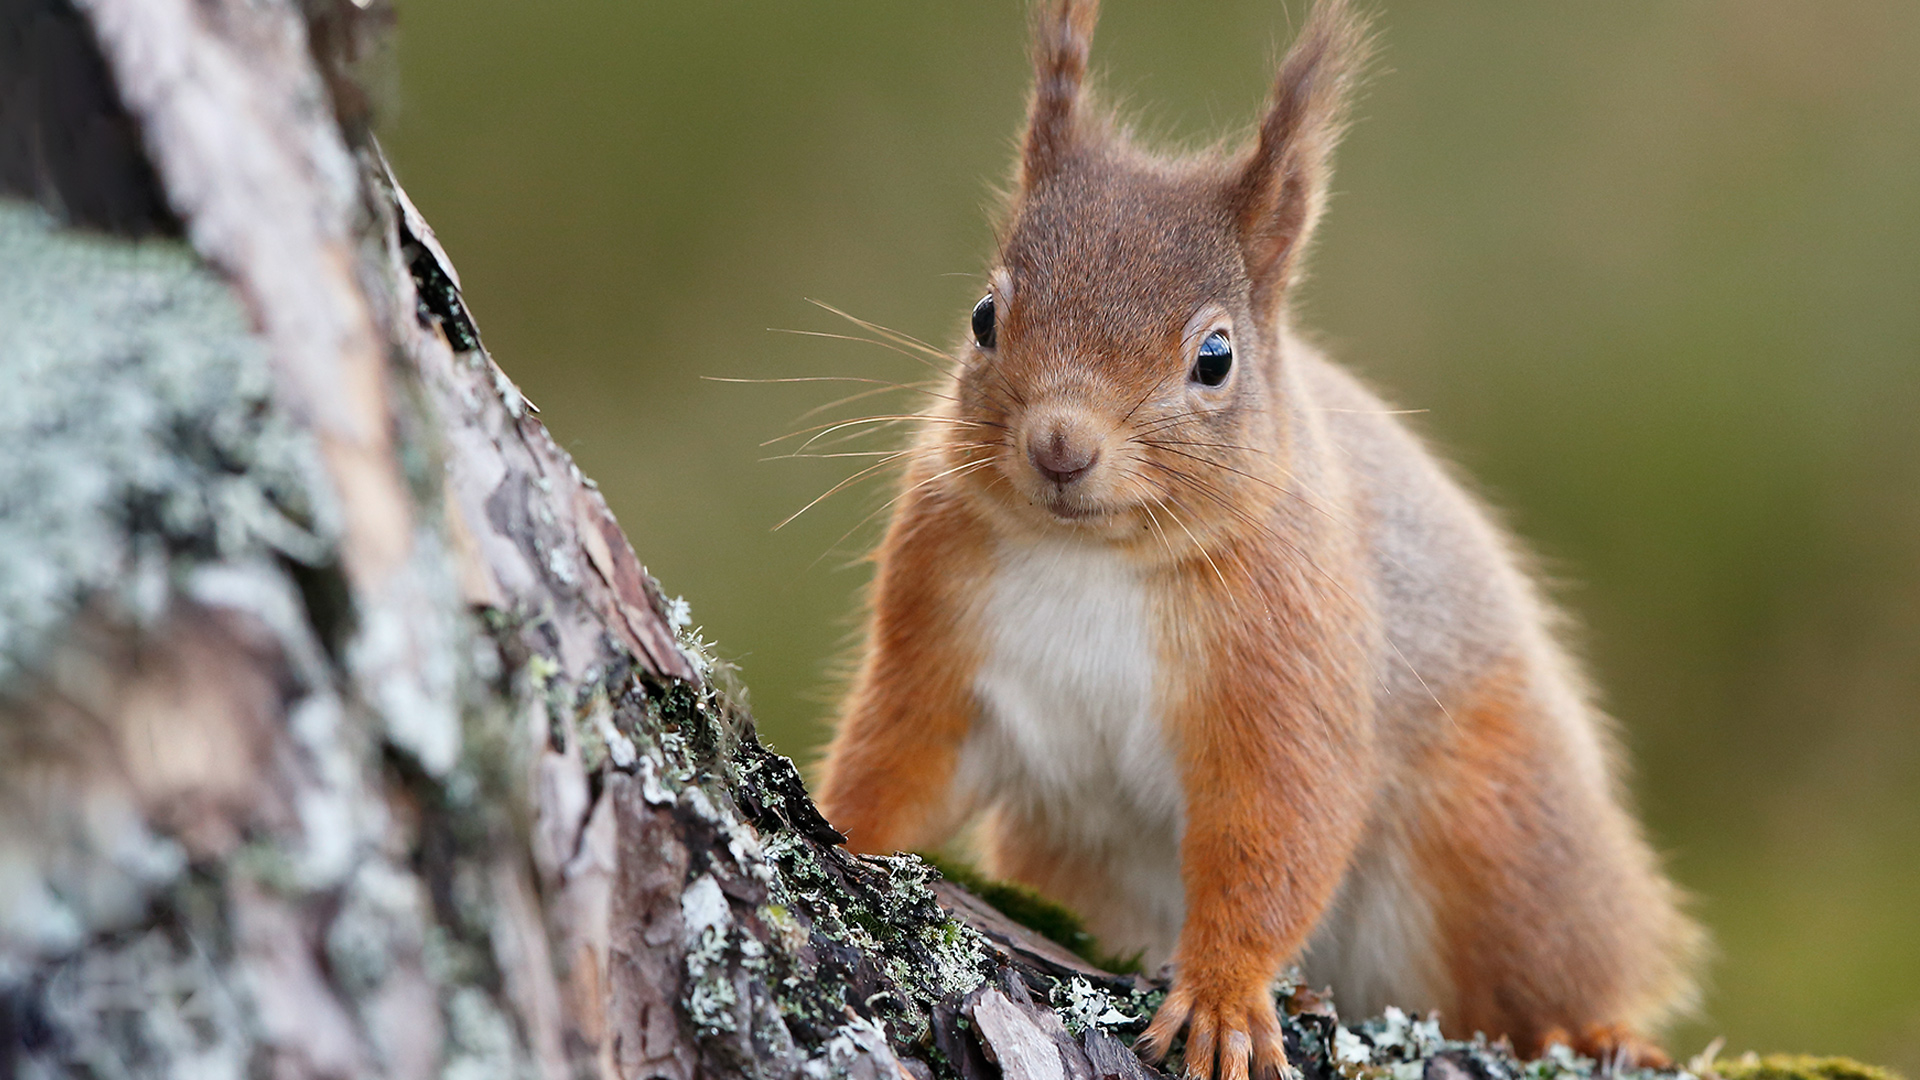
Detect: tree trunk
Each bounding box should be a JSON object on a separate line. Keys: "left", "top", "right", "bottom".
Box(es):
{"left": 0, "top": 3, "right": 1718, "bottom": 1080}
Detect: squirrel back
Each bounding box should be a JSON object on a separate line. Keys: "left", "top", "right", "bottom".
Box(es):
{"left": 815, "top": 2, "right": 1704, "bottom": 1075}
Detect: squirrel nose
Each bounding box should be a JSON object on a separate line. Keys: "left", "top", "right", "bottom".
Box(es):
{"left": 1029, "top": 429, "right": 1099, "bottom": 485}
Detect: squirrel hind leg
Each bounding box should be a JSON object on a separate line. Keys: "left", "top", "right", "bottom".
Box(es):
{"left": 1533, "top": 1025, "right": 1673, "bottom": 1071}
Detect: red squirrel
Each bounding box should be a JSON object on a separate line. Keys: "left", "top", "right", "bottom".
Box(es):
{"left": 814, "top": 2, "right": 1704, "bottom": 1076}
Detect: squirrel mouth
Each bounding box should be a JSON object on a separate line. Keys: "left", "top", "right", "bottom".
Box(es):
{"left": 1043, "top": 494, "right": 1106, "bottom": 522}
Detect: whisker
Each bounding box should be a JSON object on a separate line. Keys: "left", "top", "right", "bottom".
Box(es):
{"left": 796, "top": 299, "right": 1034, "bottom": 424}
{"left": 1136, "top": 496, "right": 1179, "bottom": 566}
{"left": 705, "top": 374, "right": 929, "bottom": 387}
{"left": 1141, "top": 460, "right": 1315, "bottom": 566}
{"left": 807, "top": 297, "right": 1032, "bottom": 412}
{"left": 1136, "top": 442, "right": 1294, "bottom": 497}
{"left": 1136, "top": 440, "right": 1357, "bottom": 534}
{"left": 767, "top": 440, "right": 1000, "bottom": 462}
{"left": 1154, "top": 497, "right": 1232, "bottom": 595}
{"left": 770, "top": 326, "right": 950, "bottom": 377}
{"left": 793, "top": 381, "right": 951, "bottom": 424}
{"left": 1119, "top": 368, "right": 1183, "bottom": 428}
{"left": 707, "top": 373, "right": 957, "bottom": 423}
{"left": 774, "top": 455, "right": 918, "bottom": 531}
{"left": 1140, "top": 459, "right": 1452, "bottom": 722}
{"left": 805, "top": 300, "right": 954, "bottom": 367}
{"left": 773, "top": 438, "right": 1005, "bottom": 533}
{"left": 1127, "top": 414, "right": 1197, "bottom": 441}
{"left": 807, "top": 453, "right": 1002, "bottom": 567}
{"left": 1127, "top": 411, "right": 1225, "bottom": 442}
{"left": 767, "top": 450, "right": 911, "bottom": 462}
{"left": 1137, "top": 460, "right": 1343, "bottom": 603}
{"left": 762, "top": 413, "right": 989, "bottom": 450}
{"left": 1384, "top": 634, "right": 1457, "bottom": 728}
{"left": 882, "top": 454, "right": 999, "bottom": 511}
{"left": 798, "top": 297, "right": 1036, "bottom": 420}
{"left": 1124, "top": 403, "right": 1279, "bottom": 443}
{"left": 1129, "top": 437, "right": 1266, "bottom": 454}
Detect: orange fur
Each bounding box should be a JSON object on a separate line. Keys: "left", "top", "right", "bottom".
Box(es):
{"left": 1412, "top": 662, "right": 1699, "bottom": 1061}
{"left": 1135, "top": 525, "right": 1377, "bottom": 1080}
{"left": 815, "top": 468, "right": 996, "bottom": 853}
{"left": 815, "top": 2, "right": 1702, "bottom": 1077}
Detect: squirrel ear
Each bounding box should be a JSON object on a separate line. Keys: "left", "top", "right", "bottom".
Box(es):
{"left": 1231, "top": 0, "right": 1372, "bottom": 310}
{"left": 1020, "top": 0, "right": 1101, "bottom": 189}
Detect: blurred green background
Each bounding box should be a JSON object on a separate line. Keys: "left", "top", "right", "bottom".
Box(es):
{"left": 381, "top": 0, "right": 1920, "bottom": 1070}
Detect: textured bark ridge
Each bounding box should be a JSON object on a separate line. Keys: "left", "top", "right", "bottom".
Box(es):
{"left": 0, "top": 2, "right": 1880, "bottom": 1080}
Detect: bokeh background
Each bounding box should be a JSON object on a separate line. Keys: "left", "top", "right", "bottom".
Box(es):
{"left": 381, "top": 1, "right": 1920, "bottom": 1070}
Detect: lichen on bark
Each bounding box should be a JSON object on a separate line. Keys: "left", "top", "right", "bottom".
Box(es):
{"left": 520, "top": 637, "right": 1003, "bottom": 1078}
{"left": 0, "top": 199, "right": 335, "bottom": 686}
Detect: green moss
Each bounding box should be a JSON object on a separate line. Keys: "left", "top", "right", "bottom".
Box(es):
{"left": 1715, "top": 1056, "right": 1906, "bottom": 1080}
{"left": 918, "top": 853, "right": 1142, "bottom": 974}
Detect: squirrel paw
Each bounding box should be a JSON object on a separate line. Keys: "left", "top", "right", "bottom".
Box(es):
{"left": 1137, "top": 979, "right": 1292, "bottom": 1080}
{"left": 1539, "top": 1024, "right": 1673, "bottom": 1070}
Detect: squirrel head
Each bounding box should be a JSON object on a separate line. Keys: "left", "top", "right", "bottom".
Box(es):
{"left": 944, "top": 0, "right": 1371, "bottom": 551}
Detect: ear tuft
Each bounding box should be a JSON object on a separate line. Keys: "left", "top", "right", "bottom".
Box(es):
{"left": 1021, "top": 0, "right": 1102, "bottom": 189}
{"left": 1232, "top": 0, "right": 1374, "bottom": 311}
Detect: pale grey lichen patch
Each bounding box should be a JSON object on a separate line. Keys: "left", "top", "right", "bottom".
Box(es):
{"left": 1053, "top": 976, "right": 1137, "bottom": 1036}
{"left": 666, "top": 596, "right": 692, "bottom": 632}
{"left": 1367, "top": 1006, "right": 1446, "bottom": 1060}
{"left": 441, "top": 986, "right": 531, "bottom": 1080}
{"left": 862, "top": 855, "right": 994, "bottom": 998}
{"left": 282, "top": 694, "right": 365, "bottom": 888}
{"left": 1310, "top": 1003, "right": 1690, "bottom": 1080}
{"left": 589, "top": 697, "right": 637, "bottom": 769}
{"left": 0, "top": 847, "right": 86, "bottom": 967}
{"left": 750, "top": 795, "right": 991, "bottom": 1051}
{"left": 29, "top": 929, "right": 251, "bottom": 1080}
{"left": 0, "top": 766, "right": 189, "bottom": 980}
{"left": 1335, "top": 1025, "right": 1376, "bottom": 1071}
{"left": 0, "top": 199, "right": 336, "bottom": 686}
{"left": 1333, "top": 1007, "right": 1448, "bottom": 1080}
{"left": 326, "top": 861, "right": 433, "bottom": 997}
{"left": 685, "top": 921, "right": 745, "bottom": 1035}
{"left": 682, "top": 874, "right": 732, "bottom": 946}
{"left": 799, "top": 1015, "right": 909, "bottom": 1080}
{"left": 352, "top": 526, "right": 467, "bottom": 778}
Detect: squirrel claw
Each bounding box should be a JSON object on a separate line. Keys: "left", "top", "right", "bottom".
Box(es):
{"left": 1544, "top": 1024, "right": 1672, "bottom": 1071}
{"left": 1138, "top": 982, "right": 1291, "bottom": 1080}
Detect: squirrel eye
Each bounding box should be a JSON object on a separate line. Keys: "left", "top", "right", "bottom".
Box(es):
{"left": 971, "top": 293, "right": 997, "bottom": 350}
{"left": 1192, "top": 330, "right": 1233, "bottom": 387}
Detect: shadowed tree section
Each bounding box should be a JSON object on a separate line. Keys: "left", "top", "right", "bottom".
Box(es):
{"left": 0, "top": 0, "right": 178, "bottom": 235}
{"left": 0, "top": 2, "right": 1901, "bottom": 1079}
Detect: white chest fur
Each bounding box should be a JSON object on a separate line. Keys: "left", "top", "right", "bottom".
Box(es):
{"left": 957, "top": 541, "right": 1441, "bottom": 990}
{"left": 958, "top": 538, "right": 1187, "bottom": 954}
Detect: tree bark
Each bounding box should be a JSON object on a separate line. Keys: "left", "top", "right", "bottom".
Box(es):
{"left": 0, "top": 3, "right": 1705, "bottom": 1080}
